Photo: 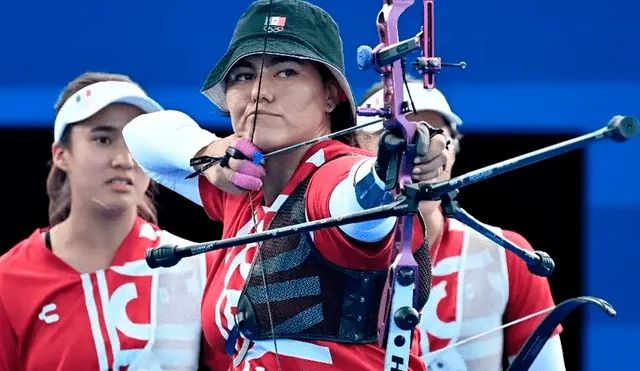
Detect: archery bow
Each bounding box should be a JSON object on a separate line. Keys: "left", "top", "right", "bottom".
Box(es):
{"left": 364, "top": 2, "right": 432, "bottom": 370}
{"left": 148, "top": 116, "right": 637, "bottom": 370}
{"left": 355, "top": 1, "right": 467, "bottom": 370}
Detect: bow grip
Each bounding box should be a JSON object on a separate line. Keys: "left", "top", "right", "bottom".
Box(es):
{"left": 376, "top": 129, "right": 408, "bottom": 191}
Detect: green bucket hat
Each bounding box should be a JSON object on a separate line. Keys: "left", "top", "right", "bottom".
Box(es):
{"left": 200, "top": 0, "right": 356, "bottom": 126}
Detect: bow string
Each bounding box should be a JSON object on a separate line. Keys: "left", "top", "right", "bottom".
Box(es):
{"left": 244, "top": 0, "right": 283, "bottom": 369}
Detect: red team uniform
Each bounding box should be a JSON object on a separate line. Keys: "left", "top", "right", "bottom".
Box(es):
{"left": 418, "top": 218, "right": 562, "bottom": 370}
{"left": 0, "top": 217, "right": 208, "bottom": 371}
{"left": 197, "top": 140, "right": 430, "bottom": 371}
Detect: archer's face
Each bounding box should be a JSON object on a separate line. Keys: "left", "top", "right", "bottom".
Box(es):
{"left": 225, "top": 54, "right": 335, "bottom": 153}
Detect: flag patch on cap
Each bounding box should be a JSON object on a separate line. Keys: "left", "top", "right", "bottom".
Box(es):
{"left": 74, "top": 89, "right": 93, "bottom": 103}
{"left": 264, "top": 16, "right": 286, "bottom": 33}
{"left": 264, "top": 16, "right": 286, "bottom": 26}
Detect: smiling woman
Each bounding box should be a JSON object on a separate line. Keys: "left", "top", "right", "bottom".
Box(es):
{"left": 0, "top": 72, "right": 212, "bottom": 371}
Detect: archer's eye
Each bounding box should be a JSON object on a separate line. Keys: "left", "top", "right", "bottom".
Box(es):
{"left": 277, "top": 69, "right": 297, "bottom": 78}
{"left": 230, "top": 72, "right": 255, "bottom": 82}
{"left": 93, "top": 136, "right": 112, "bottom": 146}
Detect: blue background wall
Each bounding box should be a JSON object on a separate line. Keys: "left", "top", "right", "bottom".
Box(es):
{"left": 1, "top": 0, "right": 637, "bottom": 369}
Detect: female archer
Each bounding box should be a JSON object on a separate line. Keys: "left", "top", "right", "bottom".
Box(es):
{"left": 0, "top": 72, "right": 210, "bottom": 370}
{"left": 122, "top": 0, "right": 449, "bottom": 370}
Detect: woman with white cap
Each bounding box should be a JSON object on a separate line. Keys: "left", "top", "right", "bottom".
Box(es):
{"left": 355, "top": 80, "right": 567, "bottom": 371}
{"left": 0, "top": 72, "right": 211, "bottom": 371}
{"left": 122, "top": 0, "right": 451, "bottom": 369}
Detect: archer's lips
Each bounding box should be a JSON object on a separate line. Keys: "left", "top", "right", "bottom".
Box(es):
{"left": 106, "top": 176, "right": 133, "bottom": 186}
{"left": 248, "top": 110, "right": 279, "bottom": 117}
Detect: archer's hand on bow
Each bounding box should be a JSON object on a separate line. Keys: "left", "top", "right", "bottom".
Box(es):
{"left": 375, "top": 122, "right": 449, "bottom": 185}
{"left": 196, "top": 136, "right": 266, "bottom": 195}
{"left": 413, "top": 122, "right": 450, "bottom": 183}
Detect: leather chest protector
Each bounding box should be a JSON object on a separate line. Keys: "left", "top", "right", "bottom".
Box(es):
{"left": 230, "top": 159, "right": 432, "bottom": 348}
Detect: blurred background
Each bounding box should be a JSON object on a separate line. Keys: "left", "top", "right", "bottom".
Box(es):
{"left": 0, "top": 1, "right": 637, "bottom": 370}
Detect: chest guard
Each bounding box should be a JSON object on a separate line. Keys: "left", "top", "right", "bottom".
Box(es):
{"left": 233, "top": 161, "right": 432, "bottom": 346}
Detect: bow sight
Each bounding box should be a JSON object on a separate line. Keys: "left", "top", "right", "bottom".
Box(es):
{"left": 356, "top": 0, "right": 466, "bottom": 92}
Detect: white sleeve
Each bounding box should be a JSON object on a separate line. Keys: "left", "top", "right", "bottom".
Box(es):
{"left": 508, "top": 335, "right": 566, "bottom": 371}
{"left": 123, "top": 110, "right": 219, "bottom": 207}
{"left": 328, "top": 157, "right": 397, "bottom": 243}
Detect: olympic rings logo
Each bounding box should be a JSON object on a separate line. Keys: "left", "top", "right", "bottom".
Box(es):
{"left": 263, "top": 25, "right": 285, "bottom": 33}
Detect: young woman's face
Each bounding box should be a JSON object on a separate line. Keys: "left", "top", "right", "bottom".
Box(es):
{"left": 53, "top": 103, "right": 151, "bottom": 216}
{"left": 225, "top": 55, "right": 339, "bottom": 153}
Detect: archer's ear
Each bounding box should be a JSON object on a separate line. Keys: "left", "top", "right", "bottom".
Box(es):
{"left": 51, "top": 142, "right": 70, "bottom": 172}
{"left": 324, "top": 82, "right": 340, "bottom": 113}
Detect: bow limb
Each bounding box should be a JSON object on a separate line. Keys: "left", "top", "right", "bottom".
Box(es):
{"left": 371, "top": 2, "right": 424, "bottom": 371}
{"left": 506, "top": 296, "right": 616, "bottom": 371}
{"left": 424, "top": 296, "right": 615, "bottom": 370}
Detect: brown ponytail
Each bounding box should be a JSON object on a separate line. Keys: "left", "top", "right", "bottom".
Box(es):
{"left": 47, "top": 72, "right": 159, "bottom": 226}
{"left": 46, "top": 160, "right": 72, "bottom": 226}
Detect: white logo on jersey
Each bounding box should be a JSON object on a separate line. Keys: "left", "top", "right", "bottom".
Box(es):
{"left": 38, "top": 303, "right": 59, "bottom": 324}
{"left": 138, "top": 223, "right": 159, "bottom": 241}
{"left": 80, "top": 264, "right": 156, "bottom": 369}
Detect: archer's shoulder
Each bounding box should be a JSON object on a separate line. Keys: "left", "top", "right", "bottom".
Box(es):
{"left": 320, "top": 140, "right": 374, "bottom": 159}
{"left": 0, "top": 229, "right": 48, "bottom": 284}
{"left": 0, "top": 229, "right": 46, "bottom": 263}
{"left": 502, "top": 229, "right": 534, "bottom": 251}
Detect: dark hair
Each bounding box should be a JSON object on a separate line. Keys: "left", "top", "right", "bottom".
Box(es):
{"left": 47, "top": 72, "right": 158, "bottom": 226}
{"left": 357, "top": 76, "right": 463, "bottom": 152}
{"left": 316, "top": 63, "right": 357, "bottom": 147}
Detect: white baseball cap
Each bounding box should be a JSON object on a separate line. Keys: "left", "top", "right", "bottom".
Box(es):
{"left": 356, "top": 81, "right": 462, "bottom": 133}
{"left": 53, "top": 80, "right": 164, "bottom": 142}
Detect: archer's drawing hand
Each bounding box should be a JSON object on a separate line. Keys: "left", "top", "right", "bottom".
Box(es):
{"left": 197, "top": 136, "right": 266, "bottom": 195}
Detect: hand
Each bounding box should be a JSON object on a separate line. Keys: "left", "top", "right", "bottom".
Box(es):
{"left": 413, "top": 122, "right": 453, "bottom": 220}
{"left": 412, "top": 122, "right": 449, "bottom": 183}
{"left": 374, "top": 122, "right": 450, "bottom": 186}
{"left": 196, "top": 136, "right": 266, "bottom": 195}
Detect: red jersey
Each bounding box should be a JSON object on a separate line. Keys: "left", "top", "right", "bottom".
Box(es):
{"left": 197, "top": 140, "right": 429, "bottom": 371}
{"left": 0, "top": 217, "right": 209, "bottom": 371}
{"left": 419, "top": 217, "right": 562, "bottom": 370}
